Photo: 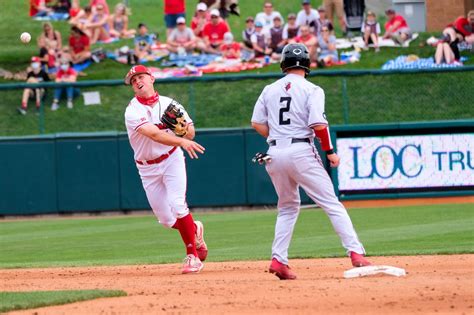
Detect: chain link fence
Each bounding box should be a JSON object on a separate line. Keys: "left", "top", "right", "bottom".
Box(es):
{"left": 0, "top": 68, "right": 473, "bottom": 136}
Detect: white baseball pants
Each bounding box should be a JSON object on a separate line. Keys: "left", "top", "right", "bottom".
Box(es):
{"left": 265, "top": 140, "right": 365, "bottom": 265}
{"left": 137, "top": 148, "right": 189, "bottom": 228}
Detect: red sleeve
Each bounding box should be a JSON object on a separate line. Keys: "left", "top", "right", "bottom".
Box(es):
{"left": 69, "top": 36, "right": 74, "bottom": 47}
{"left": 56, "top": 70, "right": 64, "bottom": 79}
{"left": 314, "top": 126, "right": 334, "bottom": 152}
{"left": 191, "top": 19, "right": 197, "bottom": 30}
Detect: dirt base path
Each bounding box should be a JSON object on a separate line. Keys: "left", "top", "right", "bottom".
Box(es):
{"left": 1, "top": 255, "right": 473, "bottom": 314}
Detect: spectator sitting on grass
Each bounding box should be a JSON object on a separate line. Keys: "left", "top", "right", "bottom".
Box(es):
{"left": 296, "top": 0, "right": 320, "bottom": 36}
{"left": 200, "top": 9, "right": 230, "bottom": 54}
{"left": 51, "top": 59, "right": 79, "bottom": 111}
{"left": 85, "top": 3, "right": 111, "bottom": 44}
{"left": 220, "top": 32, "right": 241, "bottom": 59}
{"left": 134, "top": 23, "right": 156, "bottom": 62}
{"left": 70, "top": 0, "right": 81, "bottom": 18}
{"left": 255, "top": 1, "right": 283, "bottom": 32}
{"left": 361, "top": 11, "right": 381, "bottom": 52}
{"left": 290, "top": 25, "right": 317, "bottom": 63}
{"left": 269, "top": 15, "right": 285, "bottom": 57}
{"left": 251, "top": 21, "right": 271, "bottom": 59}
{"left": 30, "top": 0, "right": 52, "bottom": 18}
{"left": 191, "top": 2, "right": 210, "bottom": 38}
{"left": 435, "top": 17, "right": 474, "bottom": 64}
{"left": 69, "top": 26, "right": 92, "bottom": 65}
{"left": 69, "top": 5, "right": 93, "bottom": 35}
{"left": 38, "top": 22, "right": 62, "bottom": 71}
{"left": 318, "top": 25, "right": 338, "bottom": 65}
{"left": 317, "top": 6, "right": 333, "bottom": 35}
{"left": 242, "top": 16, "right": 256, "bottom": 50}
{"left": 18, "top": 57, "right": 50, "bottom": 115}
{"left": 109, "top": 3, "right": 136, "bottom": 39}
{"left": 89, "top": 0, "right": 109, "bottom": 15}
{"left": 283, "top": 13, "right": 299, "bottom": 42}
{"left": 383, "top": 9, "right": 411, "bottom": 45}
{"left": 167, "top": 17, "right": 196, "bottom": 54}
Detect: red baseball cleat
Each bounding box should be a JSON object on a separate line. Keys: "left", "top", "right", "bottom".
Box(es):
{"left": 269, "top": 258, "right": 297, "bottom": 280}
{"left": 194, "top": 221, "right": 208, "bottom": 261}
{"left": 350, "top": 251, "right": 371, "bottom": 267}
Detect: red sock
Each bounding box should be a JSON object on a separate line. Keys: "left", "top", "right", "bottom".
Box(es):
{"left": 175, "top": 213, "right": 197, "bottom": 256}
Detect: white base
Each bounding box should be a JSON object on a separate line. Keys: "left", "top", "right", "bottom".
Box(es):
{"left": 344, "top": 265, "right": 406, "bottom": 279}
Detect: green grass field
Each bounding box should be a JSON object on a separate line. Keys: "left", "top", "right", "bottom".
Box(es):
{"left": 0, "top": 290, "right": 126, "bottom": 313}
{"left": 1, "top": 204, "right": 473, "bottom": 269}
{"left": 1, "top": 0, "right": 473, "bottom": 136}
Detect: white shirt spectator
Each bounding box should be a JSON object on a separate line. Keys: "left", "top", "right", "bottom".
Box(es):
{"left": 255, "top": 11, "right": 284, "bottom": 32}
{"left": 296, "top": 9, "right": 320, "bottom": 28}
{"left": 169, "top": 27, "right": 195, "bottom": 44}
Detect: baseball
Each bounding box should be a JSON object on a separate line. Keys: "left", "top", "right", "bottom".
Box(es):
{"left": 20, "top": 32, "right": 31, "bottom": 44}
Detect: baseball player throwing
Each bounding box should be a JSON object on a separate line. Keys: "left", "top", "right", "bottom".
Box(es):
{"left": 124, "top": 65, "right": 208, "bottom": 274}
{"left": 251, "top": 43, "right": 370, "bottom": 280}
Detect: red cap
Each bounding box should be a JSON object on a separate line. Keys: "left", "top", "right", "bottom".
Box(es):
{"left": 31, "top": 56, "right": 41, "bottom": 63}
{"left": 454, "top": 17, "right": 472, "bottom": 37}
{"left": 124, "top": 65, "right": 152, "bottom": 85}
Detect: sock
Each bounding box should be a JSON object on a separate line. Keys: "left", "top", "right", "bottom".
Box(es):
{"left": 175, "top": 213, "right": 197, "bottom": 256}
{"left": 21, "top": 101, "right": 27, "bottom": 109}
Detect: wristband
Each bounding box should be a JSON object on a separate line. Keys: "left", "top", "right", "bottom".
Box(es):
{"left": 326, "top": 149, "right": 334, "bottom": 155}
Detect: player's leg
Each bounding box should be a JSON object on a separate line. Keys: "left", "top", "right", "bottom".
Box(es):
{"left": 265, "top": 155, "right": 300, "bottom": 279}
{"left": 292, "top": 146, "right": 367, "bottom": 260}
{"left": 163, "top": 151, "right": 204, "bottom": 273}
{"left": 139, "top": 167, "right": 176, "bottom": 228}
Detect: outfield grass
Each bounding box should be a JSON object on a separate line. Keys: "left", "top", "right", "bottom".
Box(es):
{"left": 0, "top": 204, "right": 472, "bottom": 268}
{"left": 0, "top": 290, "right": 126, "bottom": 313}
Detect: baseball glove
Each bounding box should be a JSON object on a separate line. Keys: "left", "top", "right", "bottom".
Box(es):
{"left": 161, "top": 101, "right": 187, "bottom": 137}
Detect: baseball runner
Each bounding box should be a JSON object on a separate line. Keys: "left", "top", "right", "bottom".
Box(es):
{"left": 251, "top": 43, "right": 370, "bottom": 280}
{"left": 124, "top": 65, "right": 208, "bottom": 274}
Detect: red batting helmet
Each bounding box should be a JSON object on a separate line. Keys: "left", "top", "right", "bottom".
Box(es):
{"left": 124, "top": 65, "right": 152, "bottom": 85}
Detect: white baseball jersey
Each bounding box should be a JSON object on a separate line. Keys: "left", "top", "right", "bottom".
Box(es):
{"left": 125, "top": 95, "right": 192, "bottom": 161}
{"left": 251, "top": 73, "right": 327, "bottom": 143}
{"left": 251, "top": 73, "right": 366, "bottom": 265}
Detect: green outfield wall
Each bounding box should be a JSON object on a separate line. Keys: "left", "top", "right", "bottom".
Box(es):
{"left": 0, "top": 120, "right": 472, "bottom": 215}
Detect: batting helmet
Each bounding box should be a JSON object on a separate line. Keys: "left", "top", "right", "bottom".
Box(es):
{"left": 280, "top": 43, "right": 311, "bottom": 76}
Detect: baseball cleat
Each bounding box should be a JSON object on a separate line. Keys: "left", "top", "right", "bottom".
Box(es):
{"left": 269, "top": 258, "right": 297, "bottom": 280}
{"left": 194, "top": 221, "right": 208, "bottom": 261}
{"left": 182, "top": 254, "right": 204, "bottom": 274}
{"left": 350, "top": 251, "right": 371, "bottom": 267}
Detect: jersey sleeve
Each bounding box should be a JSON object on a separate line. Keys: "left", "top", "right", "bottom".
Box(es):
{"left": 125, "top": 105, "right": 150, "bottom": 131}
{"left": 307, "top": 87, "right": 328, "bottom": 127}
{"left": 251, "top": 86, "right": 268, "bottom": 124}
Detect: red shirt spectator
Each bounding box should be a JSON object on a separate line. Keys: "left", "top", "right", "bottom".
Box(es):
{"left": 384, "top": 14, "right": 408, "bottom": 33}
{"left": 56, "top": 67, "right": 77, "bottom": 79}
{"left": 220, "top": 42, "right": 241, "bottom": 59}
{"left": 69, "top": 33, "right": 90, "bottom": 54}
{"left": 164, "top": 0, "right": 185, "bottom": 14}
{"left": 191, "top": 14, "right": 211, "bottom": 38}
{"left": 202, "top": 20, "right": 230, "bottom": 45}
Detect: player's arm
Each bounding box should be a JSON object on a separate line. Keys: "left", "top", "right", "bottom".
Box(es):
{"left": 183, "top": 123, "right": 195, "bottom": 140}
{"left": 251, "top": 122, "right": 269, "bottom": 138}
{"left": 312, "top": 124, "right": 339, "bottom": 167}
{"left": 137, "top": 123, "right": 204, "bottom": 159}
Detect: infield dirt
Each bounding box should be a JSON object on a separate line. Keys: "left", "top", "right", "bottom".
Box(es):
{"left": 1, "top": 254, "right": 473, "bottom": 314}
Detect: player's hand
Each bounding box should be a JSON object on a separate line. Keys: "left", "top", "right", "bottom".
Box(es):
{"left": 327, "top": 153, "right": 340, "bottom": 168}
{"left": 180, "top": 139, "right": 205, "bottom": 159}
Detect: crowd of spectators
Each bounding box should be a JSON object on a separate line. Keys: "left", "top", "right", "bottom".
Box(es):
{"left": 20, "top": 0, "right": 474, "bottom": 115}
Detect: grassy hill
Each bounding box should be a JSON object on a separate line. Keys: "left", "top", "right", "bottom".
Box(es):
{"left": 0, "top": 0, "right": 473, "bottom": 136}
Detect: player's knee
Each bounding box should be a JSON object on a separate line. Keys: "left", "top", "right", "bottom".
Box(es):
{"left": 169, "top": 198, "right": 189, "bottom": 218}
{"left": 158, "top": 218, "right": 176, "bottom": 228}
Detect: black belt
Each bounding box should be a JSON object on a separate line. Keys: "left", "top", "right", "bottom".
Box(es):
{"left": 268, "top": 138, "right": 311, "bottom": 146}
